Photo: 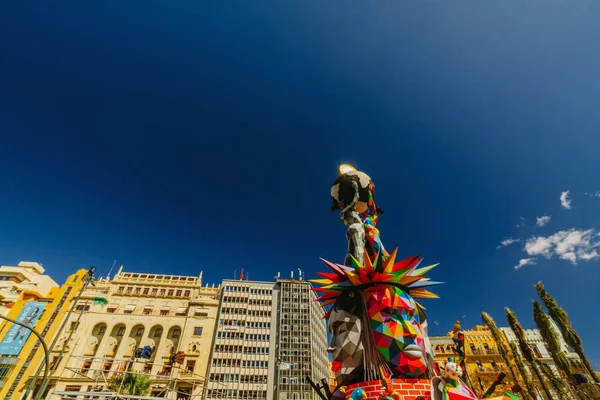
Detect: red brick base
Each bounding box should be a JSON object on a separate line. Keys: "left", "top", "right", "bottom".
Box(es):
{"left": 344, "top": 378, "right": 431, "bottom": 400}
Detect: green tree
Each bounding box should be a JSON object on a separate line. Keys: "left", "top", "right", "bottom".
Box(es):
{"left": 533, "top": 300, "right": 575, "bottom": 399}
{"left": 509, "top": 341, "right": 538, "bottom": 400}
{"left": 481, "top": 312, "right": 532, "bottom": 400}
{"left": 535, "top": 281, "right": 600, "bottom": 384}
{"left": 505, "top": 307, "right": 553, "bottom": 400}
{"left": 106, "top": 372, "right": 152, "bottom": 396}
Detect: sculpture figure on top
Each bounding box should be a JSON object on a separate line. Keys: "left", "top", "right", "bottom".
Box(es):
{"left": 330, "top": 164, "right": 388, "bottom": 268}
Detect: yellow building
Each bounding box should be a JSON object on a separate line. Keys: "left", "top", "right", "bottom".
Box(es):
{"left": 44, "top": 268, "right": 220, "bottom": 399}
{"left": 0, "top": 268, "right": 88, "bottom": 399}
{"left": 430, "top": 322, "right": 519, "bottom": 398}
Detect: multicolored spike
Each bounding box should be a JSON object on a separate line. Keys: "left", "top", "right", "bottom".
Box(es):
{"left": 311, "top": 248, "right": 443, "bottom": 311}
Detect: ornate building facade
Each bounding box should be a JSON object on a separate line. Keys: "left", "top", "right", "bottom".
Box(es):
{"left": 43, "top": 268, "right": 220, "bottom": 399}
{"left": 430, "top": 324, "right": 517, "bottom": 398}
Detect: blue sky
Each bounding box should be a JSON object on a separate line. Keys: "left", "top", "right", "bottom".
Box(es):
{"left": 1, "top": 1, "right": 600, "bottom": 366}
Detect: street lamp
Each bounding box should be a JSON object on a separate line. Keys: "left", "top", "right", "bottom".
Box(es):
{"left": 338, "top": 164, "right": 356, "bottom": 174}
{"left": 0, "top": 314, "right": 50, "bottom": 400}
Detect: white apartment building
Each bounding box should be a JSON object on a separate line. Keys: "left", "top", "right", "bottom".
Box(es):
{"left": 44, "top": 268, "right": 220, "bottom": 400}
{"left": 203, "top": 275, "right": 328, "bottom": 400}
{"left": 0, "top": 261, "right": 58, "bottom": 315}
{"left": 204, "top": 279, "right": 279, "bottom": 400}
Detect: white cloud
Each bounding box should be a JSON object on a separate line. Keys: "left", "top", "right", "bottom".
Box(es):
{"left": 536, "top": 216, "right": 551, "bottom": 227}
{"left": 497, "top": 238, "right": 519, "bottom": 249}
{"left": 514, "top": 258, "right": 536, "bottom": 270}
{"left": 560, "top": 191, "right": 572, "bottom": 209}
{"left": 587, "top": 192, "right": 600, "bottom": 198}
{"left": 580, "top": 250, "right": 599, "bottom": 261}
{"left": 524, "top": 228, "right": 600, "bottom": 264}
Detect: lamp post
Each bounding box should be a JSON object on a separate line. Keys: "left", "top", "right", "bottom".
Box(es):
{"left": 23, "top": 266, "right": 96, "bottom": 399}
{"left": 0, "top": 314, "right": 50, "bottom": 400}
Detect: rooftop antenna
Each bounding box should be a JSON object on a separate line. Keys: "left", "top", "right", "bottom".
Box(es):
{"left": 240, "top": 268, "right": 244, "bottom": 280}
{"left": 291, "top": 271, "right": 294, "bottom": 279}
{"left": 298, "top": 268, "right": 302, "bottom": 281}
{"left": 234, "top": 269, "right": 237, "bottom": 280}
{"left": 107, "top": 260, "right": 117, "bottom": 280}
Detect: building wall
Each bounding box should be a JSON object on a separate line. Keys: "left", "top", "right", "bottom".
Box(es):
{"left": 0, "top": 269, "right": 88, "bottom": 400}
{"left": 0, "top": 261, "right": 59, "bottom": 315}
{"left": 275, "top": 279, "right": 328, "bottom": 400}
{"left": 204, "top": 279, "right": 278, "bottom": 400}
{"left": 44, "top": 270, "right": 220, "bottom": 400}
{"left": 204, "top": 277, "right": 329, "bottom": 400}
{"left": 430, "top": 325, "right": 517, "bottom": 398}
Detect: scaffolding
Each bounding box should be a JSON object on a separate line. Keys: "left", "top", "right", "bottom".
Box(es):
{"left": 47, "top": 354, "right": 231, "bottom": 400}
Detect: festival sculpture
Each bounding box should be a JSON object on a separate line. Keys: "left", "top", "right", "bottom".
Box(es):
{"left": 311, "top": 165, "right": 479, "bottom": 400}
{"left": 430, "top": 360, "right": 479, "bottom": 400}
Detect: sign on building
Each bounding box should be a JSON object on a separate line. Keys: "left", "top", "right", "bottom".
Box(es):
{"left": 0, "top": 302, "right": 46, "bottom": 355}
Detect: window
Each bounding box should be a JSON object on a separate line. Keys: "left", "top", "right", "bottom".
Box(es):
{"left": 70, "top": 322, "right": 80, "bottom": 331}
{"left": 160, "top": 309, "right": 169, "bottom": 316}
{"left": 126, "top": 287, "right": 133, "bottom": 294}
{"left": 185, "top": 360, "right": 196, "bottom": 373}
{"left": 117, "top": 287, "right": 124, "bottom": 294}
{"left": 160, "top": 289, "right": 166, "bottom": 296}
{"left": 184, "top": 290, "right": 190, "bottom": 297}
{"left": 76, "top": 304, "right": 90, "bottom": 311}
{"left": 154, "top": 328, "right": 163, "bottom": 337}
{"left": 135, "top": 287, "right": 141, "bottom": 295}
{"left": 195, "top": 308, "right": 209, "bottom": 316}
{"left": 143, "top": 307, "right": 152, "bottom": 315}
{"left": 490, "top": 360, "right": 498, "bottom": 370}
{"left": 194, "top": 327, "right": 203, "bottom": 336}
{"left": 475, "top": 360, "right": 484, "bottom": 371}
{"left": 98, "top": 326, "right": 106, "bottom": 335}
{"left": 168, "top": 289, "right": 174, "bottom": 296}
{"left": 107, "top": 306, "right": 117, "bottom": 313}
{"left": 135, "top": 327, "right": 144, "bottom": 336}
{"left": 172, "top": 329, "right": 181, "bottom": 338}
{"left": 117, "top": 327, "right": 126, "bottom": 336}
{"left": 143, "top": 288, "right": 149, "bottom": 295}
{"left": 176, "top": 290, "right": 182, "bottom": 296}
{"left": 151, "top": 288, "right": 158, "bottom": 295}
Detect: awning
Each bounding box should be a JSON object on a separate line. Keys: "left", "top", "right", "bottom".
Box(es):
{"left": 143, "top": 305, "right": 153, "bottom": 309}
{"left": 176, "top": 307, "right": 187, "bottom": 314}
{"left": 195, "top": 307, "right": 209, "bottom": 315}
{"left": 160, "top": 306, "right": 171, "bottom": 311}
{"left": 124, "top": 305, "right": 136, "bottom": 312}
